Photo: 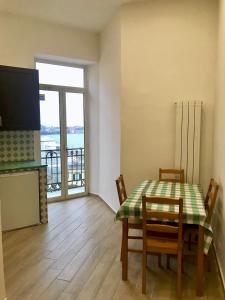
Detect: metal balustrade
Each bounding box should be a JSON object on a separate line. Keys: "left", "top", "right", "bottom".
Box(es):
{"left": 41, "top": 147, "right": 85, "bottom": 194}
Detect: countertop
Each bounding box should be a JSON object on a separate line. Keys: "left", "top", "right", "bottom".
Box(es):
{"left": 0, "top": 161, "right": 47, "bottom": 172}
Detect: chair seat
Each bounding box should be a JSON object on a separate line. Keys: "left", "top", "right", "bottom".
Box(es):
{"left": 146, "top": 236, "right": 180, "bottom": 255}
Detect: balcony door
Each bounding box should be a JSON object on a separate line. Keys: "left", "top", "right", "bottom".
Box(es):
{"left": 37, "top": 62, "right": 87, "bottom": 201}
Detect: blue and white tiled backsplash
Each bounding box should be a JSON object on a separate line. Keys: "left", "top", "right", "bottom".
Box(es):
{"left": 0, "top": 131, "right": 34, "bottom": 162}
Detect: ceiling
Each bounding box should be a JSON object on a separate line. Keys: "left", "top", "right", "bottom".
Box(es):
{"left": 0, "top": 0, "right": 140, "bottom": 32}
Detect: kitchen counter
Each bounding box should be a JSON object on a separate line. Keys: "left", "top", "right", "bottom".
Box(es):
{"left": 0, "top": 160, "right": 47, "bottom": 172}
{"left": 0, "top": 161, "right": 48, "bottom": 224}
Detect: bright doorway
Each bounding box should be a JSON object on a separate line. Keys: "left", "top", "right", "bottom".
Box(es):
{"left": 36, "top": 62, "right": 87, "bottom": 201}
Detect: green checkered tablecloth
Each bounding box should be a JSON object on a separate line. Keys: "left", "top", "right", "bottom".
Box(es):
{"left": 115, "top": 180, "right": 212, "bottom": 254}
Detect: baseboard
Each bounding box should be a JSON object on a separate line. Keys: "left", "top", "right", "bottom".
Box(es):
{"left": 213, "top": 244, "right": 225, "bottom": 295}
{"left": 89, "top": 192, "right": 116, "bottom": 214}
{"left": 88, "top": 192, "right": 98, "bottom": 197}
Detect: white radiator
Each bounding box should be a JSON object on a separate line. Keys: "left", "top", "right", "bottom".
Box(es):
{"left": 175, "top": 101, "right": 202, "bottom": 184}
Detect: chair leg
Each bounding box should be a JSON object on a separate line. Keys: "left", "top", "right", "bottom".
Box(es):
{"left": 177, "top": 251, "right": 182, "bottom": 300}
{"left": 206, "top": 242, "right": 214, "bottom": 272}
{"left": 120, "top": 226, "right": 124, "bottom": 261}
{"left": 121, "top": 225, "right": 130, "bottom": 262}
{"left": 167, "top": 254, "right": 170, "bottom": 269}
{"left": 181, "top": 255, "right": 184, "bottom": 274}
{"left": 194, "top": 232, "right": 198, "bottom": 242}
{"left": 122, "top": 220, "right": 128, "bottom": 280}
{"left": 142, "top": 252, "right": 147, "bottom": 294}
{"left": 158, "top": 254, "right": 162, "bottom": 268}
{"left": 188, "top": 233, "right": 192, "bottom": 251}
{"left": 206, "top": 252, "right": 211, "bottom": 272}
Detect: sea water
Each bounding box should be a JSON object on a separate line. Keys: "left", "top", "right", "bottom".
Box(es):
{"left": 41, "top": 133, "right": 84, "bottom": 150}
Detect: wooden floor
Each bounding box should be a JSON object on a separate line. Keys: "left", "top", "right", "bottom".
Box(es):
{"left": 2, "top": 196, "right": 224, "bottom": 300}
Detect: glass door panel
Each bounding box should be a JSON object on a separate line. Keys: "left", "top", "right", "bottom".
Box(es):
{"left": 40, "top": 90, "right": 62, "bottom": 199}
{"left": 65, "top": 92, "right": 85, "bottom": 195}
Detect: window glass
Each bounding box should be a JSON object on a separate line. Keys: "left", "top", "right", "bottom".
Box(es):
{"left": 36, "top": 62, "right": 84, "bottom": 88}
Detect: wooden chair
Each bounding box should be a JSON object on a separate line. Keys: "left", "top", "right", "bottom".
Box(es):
{"left": 116, "top": 174, "right": 128, "bottom": 206}
{"left": 159, "top": 168, "right": 185, "bottom": 183}
{"left": 185, "top": 179, "right": 219, "bottom": 268}
{"left": 116, "top": 175, "right": 143, "bottom": 259}
{"left": 116, "top": 175, "right": 162, "bottom": 266}
{"left": 204, "top": 178, "right": 219, "bottom": 224}
{"left": 142, "top": 196, "right": 183, "bottom": 299}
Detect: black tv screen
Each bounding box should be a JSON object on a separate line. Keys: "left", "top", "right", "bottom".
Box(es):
{"left": 0, "top": 65, "right": 40, "bottom": 130}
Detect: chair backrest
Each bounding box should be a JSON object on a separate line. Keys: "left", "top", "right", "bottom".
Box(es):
{"left": 159, "top": 168, "right": 185, "bottom": 183}
{"left": 142, "top": 196, "right": 183, "bottom": 250}
{"left": 205, "top": 178, "right": 219, "bottom": 223}
{"left": 116, "top": 174, "right": 127, "bottom": 205}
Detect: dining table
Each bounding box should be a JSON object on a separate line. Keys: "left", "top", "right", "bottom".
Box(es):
{"left": 115, "top": 180, "right": 213, "bottom": 297}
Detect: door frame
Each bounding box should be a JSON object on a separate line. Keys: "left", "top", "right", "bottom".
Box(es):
{"left": 39, "top": 81, "right": 89, "bottom": 202}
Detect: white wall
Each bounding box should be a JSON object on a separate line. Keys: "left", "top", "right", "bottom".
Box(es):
{"left": 87, "top": 64, "right": 99, "bottom": 194}
{"left": 0, "top": 12, "right": 98, "bottom": 68}
{"left": 0, "top": 203, "right": 6, "bottom": 300}
{"left": 99, "top": 14, "right": 121, "bottom": 211}
{"left": 98, "top": 0, "right": 218, "bottom": 210}
{"left": 213, "top": 0, "right": 225, "bottom": 287}
{"left": 120, "top": 0, "right": 218, "bottom": 193}
{"left": 0, "top": 12, "right": 99, "bottom": 194}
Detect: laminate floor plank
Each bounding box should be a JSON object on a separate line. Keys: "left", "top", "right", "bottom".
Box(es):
{"left": 57, "top": 292, "right": 75, "bottom": 300}
{"left": 15, "top": 268, "right": 61, "bottom": 300}
{"left": 75, "top": 249, "right": 118, "bottom": 300}
{"left": 4, "top": 198, "right": 101, "bottom": 269}
{"left": 6, "top": 258, "right": 55, "bottom": 299}
{"left": 63, "top": 244, "right": 108, "bottom": 296}
{"left": 52, "top": 210, "right": 113, "bottom": 275}
{"left": 94, "top": 258, "right": 121, "bottom": 300}
{"left": 4, "top": 246, "right": 51, "bottom": 281}
{"left": 2, "top": 196, "right": 224, "bottom": 300}
{"left": 57, "top": 238, "right": 99, "bottom": 281}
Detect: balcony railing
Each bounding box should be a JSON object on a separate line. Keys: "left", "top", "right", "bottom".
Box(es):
{"left": 41, "top": 147, "right": 85, "bottom": 194}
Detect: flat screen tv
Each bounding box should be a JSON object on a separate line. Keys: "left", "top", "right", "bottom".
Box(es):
{"left": 0, "top": 65, "right": 40, "bottom": 130}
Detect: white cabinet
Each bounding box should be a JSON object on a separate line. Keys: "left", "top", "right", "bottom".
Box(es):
{"left": 0, "top": 171, "right": 40, "bottom": 231}
{"left": 0, "top": 202, "right": 6, "bottom": 300}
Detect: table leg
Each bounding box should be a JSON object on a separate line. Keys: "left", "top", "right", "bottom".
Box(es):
{"left": 122, "top": 219, "right": 128, "bottom": 280}
{"left": 196, "top": 225, "right": 204, "bottom": 296}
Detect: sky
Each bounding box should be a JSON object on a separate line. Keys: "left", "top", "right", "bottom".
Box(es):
{"left": 40, "top": 90, "right": 84, "bottom": 127}
{"left": 36, "top": 62, "right": 84, "bottom": 88}
{"left": 37, "top": 63, "right": 84, "bottom": 127}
